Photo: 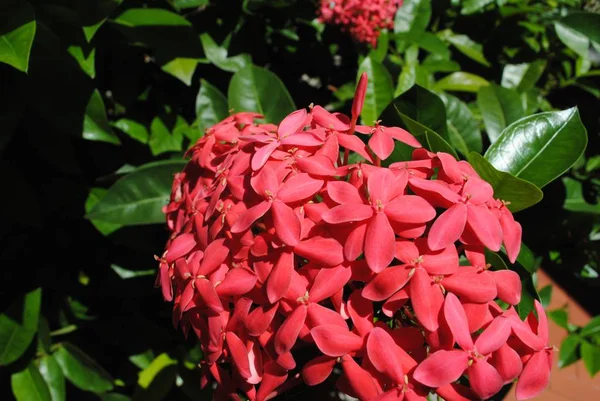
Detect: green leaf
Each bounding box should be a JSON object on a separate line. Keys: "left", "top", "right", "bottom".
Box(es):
{"left": 0, "top": 288, "right": 42, "bottom": 366}
{"left": 195, "top": 79, "right": 229, "bottom": 140}
{"left": 86, "top": 160, "right": 187, "bottom": 225}
{"left": 38, "top": 355, "right": 66, "bottom": 401}
{"left": 85, "top": 188, "right": 122, "bottom": 236}
{"left": 559, "top": 334, "right": 581, "bottom": 368}
{"left": 514, "top": 243, "right": 537, "bottom": 274}
{"left": 562, "top": 177, "right": 600, "bottom": 214}
{"left": 368, "top": 31, "right": 389, "bottom": 62}
{"left": 414, "top": 33, "right": 450, "bottom": 58}
{"left": 380, "top": 85, "right": 457, "bottom": 159}
{"left": 440, "top": 93, "right": 482, "bottom": 155}
{"left": 358, "top": 56, "right": 394, "bottom": 125}
{"left": 467, "top": 152, "right": 543, "bottom": 212}
{"left": 112, "top": 119, "right": 149, "bottom": 144}
{"left": 68, "top": 46, "right": 96, "bottom": 78}
{"left": 582, "top": 341, "right": 600, "bottom": 376}
{"left": 395, "top": 45, "right": 418, "bottom": 97}
{"left": 461, "top": 0, "right": 494, "bottom": 15}
{"left": 555, "top": 22, "right": 590, "bottom": 59}
{"left": 555, "top": 12, "right": 600, "bottom": 58}
{"left": 133, "top": 353, "right": 178, "bottom": 401}
{"left": 200, "top": 33, "right": 251, "bottom": 73}
{"left": 0, "top": 1, "right": 36, "bottom": 72}
{"left": 581, "top": 316, "right": 600, "bottom": 338}
{"left": 110, "top": 264, "right": 155, "bottom": 279}
{"left": 538, "top": 284, "right": 552, "bottom": 308}
{"left": 549, "top": 309, "right": 570, "bottom": 330}
{"left": 433, "top": 72, "right": 489, "bottom": 93}
{"left": 149, "top": 115, "right": 187, "bottom": 156}
{"left": 84, "top": 90, "right": 121, "bottom": 145}
{"left": 11, "top": 363, "right": 51, "bottom": 401}
{"left": 501, "top": 61, "right": 546, "bottom": 93}
{"left": 485, "top": 108, "right": 588, "bottom": 188}
{"left": 171, "top": 0, "right": 209, "bottom": 10}
{"left": 161, "top": 58, "right": 198, "bottom": 86}
{"left": 115, "top": 8, "right": 192, "bottom": 27}
{"left": 438, "top": 30, "right": 491, "bottom": 67}
{"left": 477, "top": 84, "right": 524, "bottom": 143}
{"left": 394, "top": 0, "right": 431, "bottom": 37}
{"left": 228, "top": 64, "right": 295, "bottom": 124}
{"left": 54, "top": 342, "right": 114, "bottom": 393}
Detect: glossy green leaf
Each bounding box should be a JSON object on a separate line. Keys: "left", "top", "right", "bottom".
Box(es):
{"left": 161, "top": 58, "right": 198, "bottom": 86}
{"left": 477, "top": 84, "right": 524, "bottom": 143}
{"left": 538, "top": 285, "right": 552, "bottom": 308}
{"left": 501, "top": 61, "right": 546, "bottom": 93}
{"left": 195, "top": 79, "right": 229, "bottom": 140}
{"left": 369, "top": 31, "right": 389, "bottom": 62}
{"left": 133, "top": 353, "right": 178, "bottom": 401}
{"left": 461, "top": 0, "right": 494, "bottom": 15}
{"left": 421, "top": 56, "right": 460, "bottom": 73}
{"left": 555, "top": 12, "right": 600, "bottom": 58}
{"left": 200, "top": 33, "right": 251, "bottom": 73}
{"left": 562, "top": 177, "right": 600, "bottom": 214}
{"left": 87, "top": 160, "right": 187, "bottom": 225}
{"left": 102, "top": 394, "right": 132, "bottom": 401}
{"left": 11, "top": 363, "right": 51, "bottom": 401}
{"left": 468, "top": 153, "right": 543, "bottom": 212}
{"left": 485, "top": 108, "right": 588, "bottom": 188}
{"left": 548, "top": 309, "right": 569, "bottom": 330}
{"left": 113, "top": 119, "right": 149, "bottom": 144}
{"left": 54, "top": 342, "right": 114, "bottom": 393}
{"left": 84, "top": 90, "right": 121, "bottom": 145}
{"left": 555, "top": 22, "right": 590, "bottom": 59}
{"left": 228, "top": 64, "right": 295, "bottom": 124}
{"left": 171, "top": 0, "right": 209, "bottom": 10}
{"left": 38, "top": 355, "right": 66, "bottom": 401}
{"left": 85, "top": 188, "right": 122, "bottom": 236}
{"left": 581, "top": 316, "right": 600, "bottom": 338}
{"left": 559, "top": 334, "right": 581, "bottom": 368}
{"left": 358, "top": 56, "right": 394, "bottom": 125}
{"left": 438, "top": 30, "right": 491, "bottom": 67}
{"left": 0, "top": 288, "right": 42, "bottom": 366}
{"left": 0, "top": 1, "right": 36, "bottom": 72}
{"left": 514, "top": 242, "right": 537, "bottom": 274}
{"left": 582, "top": 341, "right": 600, "bottom": 376}
{"left": 395, "top": 45, "right": 418, "bottom": 97}
{"left": 110, "top": 264, "right": 155, "bottom": 279}
{"left": 440, "top": 93, "right": 482, "bottom": 155}
{"left": 414, "top": 33, "right": 450, "bottom": 58}
{"left": 394, "top": 0, "right": 431, "bottom": 37}
{"left": 149, "top": 115, "right": 187, "bottom": 156}
{"left": 115, "top": 8, "right": 192, "bottom": 27}
{"left": 68, "top": 46, "right": 96, "bottom": 79}
{"left": 433, "top": 72, "right": 489, "bottom": 93}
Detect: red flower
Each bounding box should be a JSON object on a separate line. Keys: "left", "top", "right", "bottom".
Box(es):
{"left": 156, "top": 73, "right": 549, "bottom": 401}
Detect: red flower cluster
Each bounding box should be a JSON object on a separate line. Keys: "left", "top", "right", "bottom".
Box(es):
{"left": 318, "top": 0, "right": 401, "bottom": 46}
{"left": 156, "top": 74, "right": 553, "bottom": 401}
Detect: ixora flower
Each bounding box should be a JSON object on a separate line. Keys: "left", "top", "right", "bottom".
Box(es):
{"left": 156, "top": 73, "right": 552, "bottom": 401}
{"left": 318, "top": 0, "right": 402, "bottom": 46}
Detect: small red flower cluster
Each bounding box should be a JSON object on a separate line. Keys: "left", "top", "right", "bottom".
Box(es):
{"left": 156, "top": 74, "right": 553, "bottom": 401}
{"left": 318, "top": 0, "right": 401, "bottom": 46}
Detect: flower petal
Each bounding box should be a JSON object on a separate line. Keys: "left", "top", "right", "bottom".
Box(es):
{"left": 302, "top": 355, "right": 336, "bottom": 386}
{"left": 362, "top": 265, "right": 412, "bottom": 301}
{"left": 385, "top": 196, "right": 436, "bottom": 224}
{"left": 271, "top": 199, "right": 301, "bottom": 246}
{"left": 475, "top": 317, "right": 512, "bottom": 355}
{"left": 278, "top": 108, "right": 307, "bottom": 137}
{"left": 311, "top": 324, "right": 364, "bottom": 357}
{"left": 365, "top": 213, "right": 396, "bottom": 273}
{"left": 410, "top": 268, "right": 444, "bottom": 332}
{"left": 226, "top": 331, "right": 252, "bottom": 379}
{"left": 492, "top": 270, "right": 522, "bottom": 305}
{"left": 468, "top": 359, "right": 503, "bottom": 400}
{"left": 310, "top": 264, "right": 352, "bottom": 303}
{"left": 216, "top": 268, "right": 257, "bottom": 297}
{"left": 252, "top": 141, "right": 280, "bottom": 171}
{"left": 294, "top": 236, "right": 344, "bottom": 267}
{"left": 327, "top": 180, "right": 365, "bottom": 204}
{"left": 230, "top": 201, "right": 271, "bottom": 234}
{"left": 322, "top": 204, "right": 374, "bottom": 224}
{"left": 465, "top": 204, "right": 503, "bottom": 251}
{"left": 274, "top": 305, "right": 308, "bottom": 354}
{"left": 278, "top": 173, "right": 324, "bottom": 203}
{"left": 515, "top": 351, "right": 551, "bottom": 400}
{"left": 427, "top": 203, "right": 468, "bottom": 251}
{"left": 444, "top": 293, "right": 474, "bottom": 351}
{"left": 490, "top": 343, "right": 523, "bottom": 384}
{"left": 340, "top": 355, "right": 380, "bottom": 401}
{"left": 267, "top": 250, "right": 294, "bottom": 304}
{"left": 369, "top": 129, "right": 395, "bottom": 160}
{"left": 367, "top": 327, "right": 405, "bottom": 384}
{"left": 413, "top": 350, "right": 469, "bottom": 388}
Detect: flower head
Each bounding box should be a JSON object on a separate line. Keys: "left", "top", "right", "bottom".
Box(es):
{"left": 157, "top": 75, "right": 550, "bottom": 401}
